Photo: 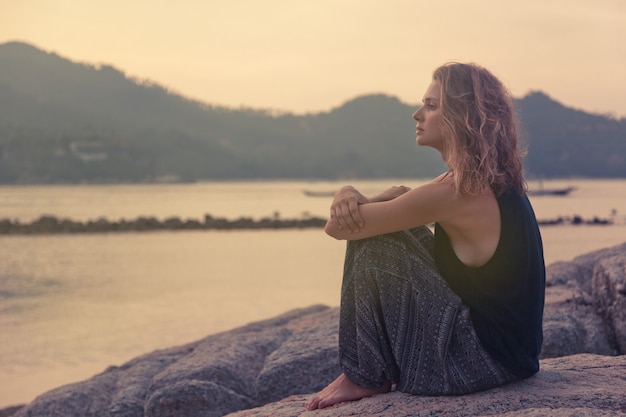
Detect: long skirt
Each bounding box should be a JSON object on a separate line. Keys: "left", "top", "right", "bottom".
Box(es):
{"left": 338, "top": 226, "right": 515, "bottom": 395}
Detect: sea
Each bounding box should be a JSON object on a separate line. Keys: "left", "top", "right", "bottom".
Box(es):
{"left": 1, "top": 178, "right": 625, "bottom": 407}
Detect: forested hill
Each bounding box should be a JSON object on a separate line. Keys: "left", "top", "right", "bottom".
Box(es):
{"left": 1, "top": 41, "right": 624, "bottom": 184}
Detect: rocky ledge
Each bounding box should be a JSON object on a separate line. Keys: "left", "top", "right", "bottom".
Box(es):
{"left": 230, "top": 354, "right": 626, "bottom": 417}
{"left": 9, "top": 242, "right": 626, "bottom": 417}
{"left": 0, "top": 213, "right": 617, "bottom": 235}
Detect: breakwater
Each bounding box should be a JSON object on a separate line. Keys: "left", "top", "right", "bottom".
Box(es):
{"left": 0, "top": 213, "right": 615, "bottom": 235}
{"left": 0, "top": 214, "right": 327, "bottom": 234}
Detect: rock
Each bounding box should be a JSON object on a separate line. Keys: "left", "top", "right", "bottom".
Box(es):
{"left": 0, "top": 406, "right": 23, "bottom": 417}
{"left": 541, "top": 242, "right": 626, "bottom": 358}
{"left": 13, "top": 305, "right": 340, "bottom": 417}
{"left": 13, "top": 242, "right": 626, "bottom": 417}
{"left": 593, "top": 255, "right": 626, "bottom": 353}
{"left": 225, "top": 354, "right": 626, "bottom": 417}
{"left": 0, "top": 214, "right": 328, "bottom": 234}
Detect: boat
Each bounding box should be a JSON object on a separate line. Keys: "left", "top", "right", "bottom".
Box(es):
{"left": 527, "top": 185, "right": 576, "bottom": 196}
{"left": 303, "top": 190, "right": 335, "bottom": 197}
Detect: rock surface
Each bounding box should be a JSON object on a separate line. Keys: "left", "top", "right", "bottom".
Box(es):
{"left": 541, "top": 242, "right": 626, "bottom": 357}
{"left": 13, "top": 305, "right": 341, "bottom": 417}
{"left": 226, "top": 354, "right": 626, "bottom": 417}
{"left": 11, "top": 242, "right": 626, "bottom": 417}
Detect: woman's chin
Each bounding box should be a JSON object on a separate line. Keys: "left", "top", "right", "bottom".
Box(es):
{"left": 416, "top": 137, "right": 428, "bottom": 147}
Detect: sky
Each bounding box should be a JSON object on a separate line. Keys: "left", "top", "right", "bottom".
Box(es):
{"left": 1, "top": 0, "right": 625, "bottom": 117}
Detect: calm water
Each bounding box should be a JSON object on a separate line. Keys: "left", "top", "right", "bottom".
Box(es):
{"left": 1, "top": 179, "right": 625, "bottom": 407}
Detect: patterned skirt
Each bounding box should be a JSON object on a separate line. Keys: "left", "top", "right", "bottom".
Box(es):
{"left": 338, "top": 226, "right": 515, "bottom": 395}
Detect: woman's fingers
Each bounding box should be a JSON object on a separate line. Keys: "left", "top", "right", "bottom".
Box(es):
{"left": 329, "top": 186, "right": 368, "bottom": 232}
{"left": 348, "top": 198, "right": 364, "bottom": 228}
{"left": 332, "top": 199, "right": 362, "bottom": 232}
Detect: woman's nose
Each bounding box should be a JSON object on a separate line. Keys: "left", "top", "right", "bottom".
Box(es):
{"left": 412, "top": 109, "right": 421, "bottom": 121}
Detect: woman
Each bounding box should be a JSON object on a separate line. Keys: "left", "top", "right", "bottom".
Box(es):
{"left": 306, "top": 63, "right": 545, "bottom": 410}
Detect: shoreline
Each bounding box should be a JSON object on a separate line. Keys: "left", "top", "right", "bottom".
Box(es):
{"left": 0, "top": 213, "right": 617, "bottom": 235}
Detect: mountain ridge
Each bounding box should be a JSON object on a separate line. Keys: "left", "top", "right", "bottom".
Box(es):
{"left": 1, "top": 41, "right": 625, "bottom": 183}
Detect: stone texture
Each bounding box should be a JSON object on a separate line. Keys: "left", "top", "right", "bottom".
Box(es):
{"left": 593, "top": 256, "right": 626, "bottom": 353}
{"left": 13, "top": 305, "right": 340, "bottom": 417}
{"left": 541, "top": 242, "right": 626, "bottom": 358}
{"left": 12, "top": 242, "right": 626, "bottom": 417}
{"left": 226, "top": 354, "right": 626, "bottom": 417}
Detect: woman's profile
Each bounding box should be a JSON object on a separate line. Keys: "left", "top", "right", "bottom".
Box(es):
{"left": 306, "top": 62, "right": 545, "bottom": 410}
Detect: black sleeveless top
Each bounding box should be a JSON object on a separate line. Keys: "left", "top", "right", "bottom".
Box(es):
{"left": 434, "top": 189, "right": 545, "bottom": 378}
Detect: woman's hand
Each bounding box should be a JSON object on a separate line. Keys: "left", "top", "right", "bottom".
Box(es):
{"left": 329, "top": 186, "right": 369, "bottom": 233}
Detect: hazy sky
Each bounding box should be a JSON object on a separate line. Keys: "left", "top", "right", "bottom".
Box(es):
{"left": 1, "top": 0, "right": 625, "bottom": 117}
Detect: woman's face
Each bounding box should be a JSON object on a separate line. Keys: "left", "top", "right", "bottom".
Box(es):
{"left": 412, "top": 80, "right": 444, "bottom": 152}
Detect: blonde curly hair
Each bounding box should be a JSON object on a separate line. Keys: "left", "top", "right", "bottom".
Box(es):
{"left": 433, "top": 63, "right": 526, "bottom": 196}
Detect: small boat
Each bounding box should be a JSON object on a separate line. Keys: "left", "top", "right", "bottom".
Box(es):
{"left": 303, "top": 190, "right": 335, "bottom": 197}
{"left": 527, "top": 186, "right": 576, "bottom": 196}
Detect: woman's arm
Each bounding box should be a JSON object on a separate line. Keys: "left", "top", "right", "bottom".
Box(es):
{"left": 369, "top": 185, "right": 413, "bottom": 203}
{"left": 328, "top": 185, "right": 411, "bottom": 232}
{"left": 325, "top": 180, "right": 456, "bottom": 240}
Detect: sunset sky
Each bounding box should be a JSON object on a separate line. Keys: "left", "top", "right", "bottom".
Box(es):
{"left": 1, "top": 0, "right": 625, "bottom": 117}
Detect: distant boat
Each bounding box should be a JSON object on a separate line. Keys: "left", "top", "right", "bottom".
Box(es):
{"left": 527, "top": 185, "right": 576, "bottom": 196}
{"left": 303, "top": 190, "right": 335, "bottom": 197}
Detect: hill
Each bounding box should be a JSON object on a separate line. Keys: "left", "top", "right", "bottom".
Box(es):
{"left": 0, "top": 41, "right": 624, "bottom": 183}
{"left": 517, "top": 91, "right": 626, "bottom": 177}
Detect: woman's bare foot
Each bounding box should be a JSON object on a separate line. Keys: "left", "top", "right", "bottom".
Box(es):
{"left": 305, "top": 373, "right": 391, "bottom": 410}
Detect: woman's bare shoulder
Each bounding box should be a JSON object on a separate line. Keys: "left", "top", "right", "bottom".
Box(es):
{"left": 408, "top": 174, "right": 457, "bottom": 205}
{"left": 429, "top": 171, "right": 452, "bottom": 184}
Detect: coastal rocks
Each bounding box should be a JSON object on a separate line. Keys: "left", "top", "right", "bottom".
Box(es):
{"left": 225, "top": 354, "right": 626, "bottom": 417}
{"left": 593, "top": 256, "right": 626, "bottom": 352}
{"left": 11, "top": 242, "right": 626, "bottom": 417}
{"left": 0, "top": 213, "right": 616, "bottom": 235}
{"left": 541, "top": 242, "right": 626, "bottom": 357}
{"left": 0, "top": 214, "right": 327, "bottom": 235}
{"left": 13, "top": 305, "right": 341, "bottom": 417}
